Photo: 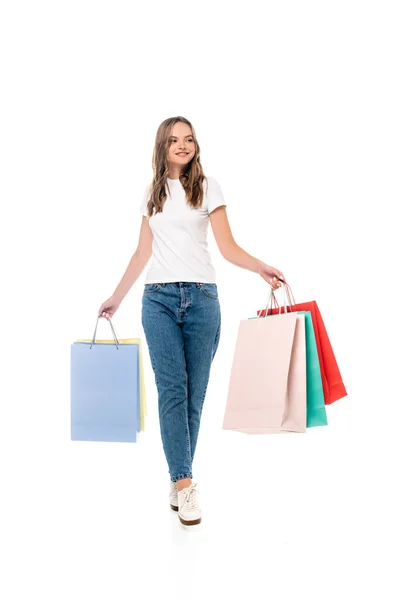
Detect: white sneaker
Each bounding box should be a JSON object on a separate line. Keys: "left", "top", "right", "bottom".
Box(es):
{"left": 169, "top": 480, "right": 179, "bottom": 511}
{"left": 177, "top": 482, "right": 202, "bottom": 526}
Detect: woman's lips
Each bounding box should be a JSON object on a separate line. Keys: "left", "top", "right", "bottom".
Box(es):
{"left": 176, "top": 152, "right": 189, "bottom": 156}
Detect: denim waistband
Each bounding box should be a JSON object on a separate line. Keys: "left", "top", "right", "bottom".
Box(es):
{"left": 145, "top": 282, "right": 217, "bottom": 287}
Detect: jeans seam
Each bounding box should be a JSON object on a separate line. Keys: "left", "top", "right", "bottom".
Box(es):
{"left": 199, "top": 384, "right": 208, "bottom": 413}
{"left": 183, "top": 394, "right": 192, "bottom": 471}
{"left": 211, "top": 322, "right": 221, "bottom": 361}
{"left": 199, "top": 286, "right": 219, "bottom": 300}
{"left": 143, "top": 283, "right": 163, "bottom": 294}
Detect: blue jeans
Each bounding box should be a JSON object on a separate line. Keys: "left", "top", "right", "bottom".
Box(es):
{"left": 141, "top": 282, "right": 221, "bottom": 482}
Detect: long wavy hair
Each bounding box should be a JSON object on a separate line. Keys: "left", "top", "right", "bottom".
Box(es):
{"left": 144, "top": 116, "right": 208, "bottom": 217}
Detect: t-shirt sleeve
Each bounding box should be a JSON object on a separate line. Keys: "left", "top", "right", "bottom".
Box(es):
{"left": 207, "top": 177, "right": 227, "bottom": 215}
{"left": 140, "top": 184, "right": 150, "bottom": 217}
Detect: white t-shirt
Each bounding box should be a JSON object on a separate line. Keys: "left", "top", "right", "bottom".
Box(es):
{"left": 139, "top": 176, "right": 227, "bottom": 284}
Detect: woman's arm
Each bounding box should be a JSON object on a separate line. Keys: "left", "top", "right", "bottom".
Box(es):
{"left": 209, "top": 206, "right": 285, "bottom": 287}
{"left": 209, "top": 206, "right": 264, "bottom": 273}
{"left": 112, "top": 217, "right": 153, "bottom": 301}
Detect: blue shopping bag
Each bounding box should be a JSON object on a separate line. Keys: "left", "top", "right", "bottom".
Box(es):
{"left": 71, "top": 316, "right": 140, "bottom": 443}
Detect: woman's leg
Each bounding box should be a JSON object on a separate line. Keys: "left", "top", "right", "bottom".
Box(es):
{"left": 182, "top": 283, "right": 221, "bottom": 462}
{"left": 141, "top": 284, "right": 192, "bottom": 483}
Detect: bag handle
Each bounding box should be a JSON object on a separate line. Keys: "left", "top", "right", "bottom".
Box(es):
{"left": 90, "top": 315, "right": 120, "bottom": 350}
{"left": 279, "top": 281, "right": 294, "bottom": 313}
{"left": 284, "top": 281, "right": 296, "bottom": 306}
{"left": 257, "top": 286, "right": 281, "bottom": 320}
{"left": 256, "top": 279, "right": 296, "bottom": 320}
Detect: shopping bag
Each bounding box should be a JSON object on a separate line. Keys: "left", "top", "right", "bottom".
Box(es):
{"left": 74, "top": 336, "right": 147, "bottom": 432}
{"left": 222, "top": 308, "right": 307, "bottom": 434}
{"left": 257, "top": 283, "right": 347, "bottom": 405}
{"left": 298, "top": 311, "right": 328, "bottom": 427}
{"left": 248, "top": 309, "right": 328, "bottom": 428}
{"left": 71, "top": 316, "right": 142, "bottom": 443}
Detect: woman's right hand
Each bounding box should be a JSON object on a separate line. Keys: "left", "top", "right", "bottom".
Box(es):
{"left": 98, "top": 295, "right": 122, "bottom": 319}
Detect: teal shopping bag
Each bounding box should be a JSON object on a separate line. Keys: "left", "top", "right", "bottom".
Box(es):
{"left": 297, "top": 311, "right": 328, "bottom": 427}
{"left": 248, "top": 310, "right": 327, "bottom": 428}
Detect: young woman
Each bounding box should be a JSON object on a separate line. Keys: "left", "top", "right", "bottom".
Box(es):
{"left": 98, "top": 116, "right": 285, "bottom": 527}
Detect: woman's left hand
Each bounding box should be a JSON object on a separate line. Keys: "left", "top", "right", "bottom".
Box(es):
{"left": 258, "top": 262, "right": 286, "bottom": 290}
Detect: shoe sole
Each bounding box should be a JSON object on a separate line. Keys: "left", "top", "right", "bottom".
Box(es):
{"left": 178, "top": 514, "right": 201, "bottom": 526}
{"left": 171, "top": 502, "right": 202, "bottom": 525}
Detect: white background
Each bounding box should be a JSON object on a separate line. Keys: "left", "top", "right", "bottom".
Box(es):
{"left": 1, "top": 1, "right": 399, "bottom": 598}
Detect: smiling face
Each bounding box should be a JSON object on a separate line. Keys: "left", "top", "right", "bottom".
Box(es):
{"left": 166, "top": 121, "right": 196, "bottom": 178}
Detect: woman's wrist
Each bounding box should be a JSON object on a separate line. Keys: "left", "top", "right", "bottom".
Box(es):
{"left": 112, "top": 292, "right": 124, "bottom": 304}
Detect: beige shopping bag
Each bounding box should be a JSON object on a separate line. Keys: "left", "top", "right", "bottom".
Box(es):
{"left": 222, "top": 311, "right": 307, "bottom": 434}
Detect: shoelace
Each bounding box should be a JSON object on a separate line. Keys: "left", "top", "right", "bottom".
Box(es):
{"left": 180, "top": 483, "right": 198, "bottom": 511}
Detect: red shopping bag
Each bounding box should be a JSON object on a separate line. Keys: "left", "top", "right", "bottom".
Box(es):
{"left": 257, "top": 283, "right": 347, "bottom": 405}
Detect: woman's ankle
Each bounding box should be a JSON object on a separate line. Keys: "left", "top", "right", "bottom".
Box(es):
{"left": 176, "top": 478, "right": 192, "bottom": 491}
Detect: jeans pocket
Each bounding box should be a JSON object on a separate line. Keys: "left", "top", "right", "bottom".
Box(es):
{"left": 143, "top": 283, "right": 163, "bottom": 294}
{"left": 199, "top": 283, "right": 219, "bottom": 300}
